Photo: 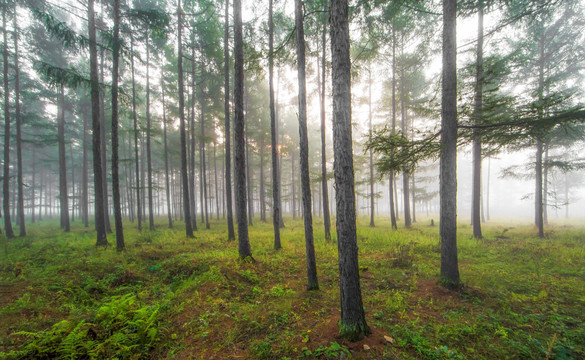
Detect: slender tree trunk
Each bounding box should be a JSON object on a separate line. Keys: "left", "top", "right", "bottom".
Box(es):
{"left": 295, "top": 0, "right": 319, "bottom": 290}
{"left": 89, "top": 0, "right": 107, "bottom": 246}
{"left": 177, "top": 0, "right": 194, "bottom": 237}
{"left": 69, "top": 143, "right": 75, "bottom": 222}
{"left": 244, "top": 86, "right": 253, "bottom": 226}
{"left": 200, "top": 66, "right": 210, "bottom": 230}
{"left": 130, "top": 36, "right": 142, "bottom": 232}
{"left": 99, "top": 46, "right": 111, "bottom": 233}
{"left": 291, "top": 151, "right": 296, "bottom": 219}
{"left": 276, "top": 70, "right": 285, "bottom": 228}
{"left": 486, "top": 156, "right": 490, "bottom": 220}
{"left": 234, "top": 0, "right": 252, "bottom": 258}
{"left": 259, "top": 135, "right": 266, "bottom": 222}
{"left": 389, "top": 23, "right": 397, "bottom": 229}
{"left": 212, "top": 139, "right": 219, "bottom": 220}
{"left": 472, "top": 0, "right": 484, "bottom": 238}
{"left": 145, "top": 28, "right": 154, "bottom": 230}
{"left": 411, "top": 173, "right": 416, "bottom": 222}
{"left": 319, "top": 0, "right": 331, "bottom": 240}
{"left": 190, "top": 42, "right": 198, "bottom": 231}
{"left": 400, "top": 37, "right": 411, "bottom": 228}
{"left": 224, "top": 0, "right": 235, "bottom": 240}
{"left": 2, "top": 7, "right": 13, "bottom": 238}
{"left": 268, "top": 0, "right": 281, "bottom": 248}
{"left": 535, "top": 140, "right": 544, "bottom": 236}
{"left": 111, "top": 0, "right": 125, "bottom": 250}
{"left": 162, "top": 72, "right": 173, "bottom": 228}
{"left": 13, "top": 10, "right": 25, "bottom": 236}
{"left": 330, "top": 0, "right": 369, "bottom": 340}
{"left": 58, "top": 85, "right": 70, "bottom": 232}
{"left": 368, "top": 66, "right": 375, "bottom": 227}
{"left": 543, "top": 147, "right": 548, "bottom": 225}
{"left": 535, "top": 28, "right": 545, "bottom": 238}
{"left": 440, "top": 0, "right": 459, "bottom": 285}
{"left": 32, "top": 147, "right": 36, "bottom": 224}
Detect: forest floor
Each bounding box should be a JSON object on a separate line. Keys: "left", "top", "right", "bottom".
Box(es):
{"left": 0, "top": 216, "right": 584, "bottom": 359}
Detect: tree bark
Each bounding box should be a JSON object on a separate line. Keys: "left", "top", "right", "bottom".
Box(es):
{"left": 89, "top": 0, "right": 107, "bottom": 246}
{"left": 2, "top": 7, "right": 13, "bottom": 238}
{"left": 268, "top": 0, "right": 281, "bottom": 249}
{"left": 472, "top": 0, "right": 484, "bottom": 239}
{"left": 259, "top": 134, "right": 266, "bottom": 222}
{"left": 244, "top": 86, "right": 253, "bottom": 226}
{"left": 295, "top": 0, "right": 319, "bottom": 290}
{"left": 535, "top": 27, "right": 545, "bottom": 238}
{"left": 200, "top": 64, "right": 210, "bottom": 229}
{"left": 224, "top": 0, "right": 235, "bottom": 240}
{"left": 440, "top": 0, "right": 460, "bottom": 286}
{"left": 330, "top": 0, "right": 369, "bottom": 340}
{"left": 368, "top": 66, "right": 375, "bottom": 227}
{"left": 162, "top": 72, "right": 173, "bottom": 228}
{"left": 234, "top": 0, "right": 252, "bottom": 258}
{"left": 111, "top": 0, "right": 125, "bottom": 250}
{"left": 389, "top": 23, "right": 397, "bottom": 230}
{"left": 58, "top": 85, "right": 70, "bottom": 232}
{"left": 145, "top": 27, "right": 154, "bottom": 230}
{"left": 177, "top": 0, "right": 194, "bottom": 237}
{"left": 400, "top": 36, "right": 411, "bottom": 228}
{"left": 130, "top": 36, "right": 142, "bottom": 232}
{"left": 13, "top": 9, "right": 25, "bottom": 236}
{"left": 319, "top": 0, "right": 331, "bottom": 240}
{"left": 99, "top": 45, "right": 111, "bottom": 233}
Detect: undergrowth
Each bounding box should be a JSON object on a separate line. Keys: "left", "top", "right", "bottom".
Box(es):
{"left": 0, "top": 216, "right": 584, "bottom": 359}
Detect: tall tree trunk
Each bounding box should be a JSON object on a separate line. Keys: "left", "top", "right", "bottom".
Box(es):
{"left": 268, "top": 0, "right": 281, "bottom": 248}
{"left": 58, "top": 85, "right": 70, "bottom": 232}
{"left": 130, "top": 36, "right": 142, "bottom": 232}
{"left": 190, "top": 41, "right": 198, "bottom": 231}
{"left": 213, "top": 139, "right": 219, "bottom": 220}
{"left": 99, "top": 46, "right": 111, "bottom": 233}
{"left": 234, "top": 0, "right": 252, "bottom": 258}
{"left": 177, "top": 0, "right": 194, "bottom": 237}
{"left": 275, "top": 70, "right": 285, "bottom": 228}
{"left": 368, "top": 65, "right": 375, "bottom": 227}
{"left": 32, "top": 147, "right": 36, "bottom": 224}
{"left": 440, "top": 0, "right": 459, "bottom": 285}
{"left": 146, "top": 27, "right": 154, "bottom": 230}
{"left": 89, "top": 0, "right": 107, "bottom": 246}
{"left": 259, "top": 134, "right": 266, "bottom": 222}
{"left": 162, "top": 72, "right": 173, "bottom": 228}
{"left": 389, "top": 23, "right": 397, "bottom": 230}
{"left": 13, "top": 9, "right": 25, "bottom": 236}
{"left": 411, "top": 173, "right": 416, "bottom": 222}
{"left": 543, "top": 147, "right": 548, "bottom": 225}
{"left": 295, "top": 0, "right": 319, "bottom": 290}
{"left": 291, "top": 151, "right": 296, "bottom": 219}
{"left": 224, "top": 0, "right": 235, "bottom": 240}
{"left": 2, "top": 7, "right": 13, "bottom": 238}
{"left": 400, "top": 37, "right": 411, "bottom": 228}
{"left": 472, "top": 0, "right": 484, "bottom": 238}
{"left": 535, "top": 28, "right": 545, "bottom": 238}
{"left": 111, "top": 0, "right": 125, "bottom": 250}
{"left": 245, "top": 86, "right": 253, "bottom": 226}
{"left": 330, "top": 0, "right": 369, "bottom": 340}
{"left": 200, "top": 65, "right": 210, "bottom": 229}
{"left": 69, "top": 143, "right": 75, "bottom": 222}
{"left": 486, "top": 156, "right": 490, "bottom": 220}
{"left": 319, "top": 0, "right": 331, "bottom": 240}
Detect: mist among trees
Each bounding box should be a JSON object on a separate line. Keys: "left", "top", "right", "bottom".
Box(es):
{"left": 1, "top": 0, "right": 584, "bottom": 358}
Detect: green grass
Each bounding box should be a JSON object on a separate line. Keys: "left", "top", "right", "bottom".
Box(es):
{"left": 1, "top": 215, "right": 584, "bottom": 359}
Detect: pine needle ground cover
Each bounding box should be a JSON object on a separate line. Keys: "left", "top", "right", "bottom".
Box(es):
{"left": 1, "top": 217, "right": 584, "bottom": 359}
